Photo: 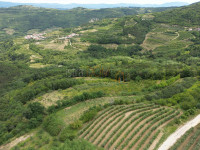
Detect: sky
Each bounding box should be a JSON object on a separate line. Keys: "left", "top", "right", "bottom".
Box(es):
{"left": 1, "top": 0, "right": 200, "bottom": 4}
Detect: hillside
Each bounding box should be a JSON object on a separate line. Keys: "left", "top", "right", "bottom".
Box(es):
{"left": 154, "top": 2, "right": 200, "bottom": 26}
{"left": 0, "top": 6, "right": 172, "bottom": 41}
{"left": 0, "top": 2, "right": 200, "bottom": 150}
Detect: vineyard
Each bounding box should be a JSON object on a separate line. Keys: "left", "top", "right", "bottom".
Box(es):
{"left": 79, "top": 103, "right": 180, "bottom": 150}
{"left": 170, "top": 124, "right": 200, "bottom": 150}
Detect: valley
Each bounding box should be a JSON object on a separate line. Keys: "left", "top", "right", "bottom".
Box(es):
{"left": 0, "top": 1, "right": 200, "bottom": 150}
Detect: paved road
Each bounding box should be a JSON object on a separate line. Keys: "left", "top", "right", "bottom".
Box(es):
{"left": 158, "top": 114, "right": 200, "bottom": 150}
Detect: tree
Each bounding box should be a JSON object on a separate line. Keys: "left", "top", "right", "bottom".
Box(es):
{"left": 24, "top": 102, "right": 45, "bottom": 119}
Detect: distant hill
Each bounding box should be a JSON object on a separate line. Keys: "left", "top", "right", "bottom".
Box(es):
{"left": 154, "top": 2, "right": 200, "bottom": 26}
{"left": 0, "top": 1, "right": 189, "bottom": 9}
{"left": 0, "top": 6, "right": 172, "bottom": 40}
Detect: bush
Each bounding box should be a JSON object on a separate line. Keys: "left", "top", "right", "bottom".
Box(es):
{"left": 80, "top": 106, "right": 103, "bottom": 123}
{"left": 43, "top": 115, "right": 64, "bottom": 136}
{"left": 59, "top": 128, "right": 77, "bottom": 142}
{"left": 70, "top": 120, "right": 83, "bottom": 130}
{"left": 58, "top": 139, "right": 97, "bottom": 150}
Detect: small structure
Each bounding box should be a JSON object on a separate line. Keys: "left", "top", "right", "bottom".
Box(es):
{"left": 188, "top": 28, "right": 193, "bottom": 31}
{"left": 187, "top": 28, "right": 200, "bottom": 31}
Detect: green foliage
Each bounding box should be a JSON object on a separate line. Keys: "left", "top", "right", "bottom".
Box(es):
{"left": 0, "top": 6, "right": 171, "bottom": 40}
{"left": 154, "top": 2, "right": 200, "bottom": 26}
{"left": 80, "top": 108, "right": 98, "bottom": 123}
{"left": 58, "top": 139, "right": 98, "bottom": 150}
{"left": 14, "top": 78, "right": 83, "bottom": 104}
{"left": 123, "top": 19, "right": 152, "bottom": 44}
{"left": 24, "top": 102, "right": 45, "bottom": 119}
{"left": 145, "top": 77, "right": 197, "bottom": 101}
{"left": 59, "top": 128, "right": 77, "bottom": 142}
{"left": 70, "top": 120, "right": 83, "bottom": 130}
{"left": 43, "top": 115, "right": 65, "bottom": 136}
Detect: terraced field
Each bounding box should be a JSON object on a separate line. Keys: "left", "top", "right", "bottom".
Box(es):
{"left": 79, "top": 103, "right": 180, "bottom": 150}
{"left": 170, "top": 124, "right": 200, "bottom": 150}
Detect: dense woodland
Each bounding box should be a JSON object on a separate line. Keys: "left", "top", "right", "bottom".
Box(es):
{"left": 0, "top": 2, "right": 200, "bottom": 150}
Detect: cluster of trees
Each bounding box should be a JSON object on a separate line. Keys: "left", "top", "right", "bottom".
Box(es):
{"left": 145, "top": 77, "right": 197, "bottom": 101}
{"left": 85, "top": 44, "right": 143, "bottom": 59}
{"left": 81, "top": 27, "right": 133, "bottom": 45}
{"left": 145, "top": 77, "right": 200, "bottom": 111}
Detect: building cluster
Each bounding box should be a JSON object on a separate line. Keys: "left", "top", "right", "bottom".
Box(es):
{"left": 89, "top": 18, "right": 99, "bottom": 23}
{"left": 25, "top": 33, "right": 46, "bottom": 40}
{"left": 58, "top": 33, "right": 79, "bottom": 40}
{"left": 188, "top": 28, "right": 200, "bottom": 31}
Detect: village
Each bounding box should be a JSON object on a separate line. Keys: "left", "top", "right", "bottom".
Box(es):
{"left": 25, "top": 33, "right": 46, "bottom": 40}
{"left": 24, "top": 32, "right": 79, "bottom": 41}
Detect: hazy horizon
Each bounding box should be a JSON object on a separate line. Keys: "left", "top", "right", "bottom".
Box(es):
{"left": 0, "top": 0, "right": 199, "bottom": 4}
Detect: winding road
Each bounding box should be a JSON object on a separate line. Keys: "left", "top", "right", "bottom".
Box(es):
{"left": 158, "top": 114, "right": 200, "bottom": 150}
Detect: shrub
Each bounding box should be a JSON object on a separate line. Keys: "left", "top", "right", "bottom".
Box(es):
{"left": 43, "top": 115, "right": 64, "bottom": 136}
{"left": 59, "top": 128, "right": 77, "bottom": 142}
{"left": 80, "top": 106, "right": 103, "bottom": 123}
{"left": 70, "top": 120, "right": 83, "bottom": 130}
{"left": 58, "top": 139, "right": 97, "bottom": 150}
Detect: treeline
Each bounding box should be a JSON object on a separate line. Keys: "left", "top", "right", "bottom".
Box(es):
{"left": 85, "top": 44, "right": 142, "bottom": 58}
{"left": 47, "top": 91, "right": 105, "bottom": 113}
{"left": 63, "top": 61, "right": 200, "bottom": 82}
{"left": 14, "top": 78, "right": 83, "bottom": 104}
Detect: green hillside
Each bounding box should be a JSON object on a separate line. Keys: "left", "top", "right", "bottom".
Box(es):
{"left": 0, "top": 2, "right": 200, "bottom": 150}
{"left": 0, "top": 6, "right": 172, "bottom": 41}
{"left": 154, "top": 2, "right": 200, "bottom": 26}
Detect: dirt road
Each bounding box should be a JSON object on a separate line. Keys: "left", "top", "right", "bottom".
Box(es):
{"left": 0, "top": 134, "right": 33, "bottom": 150}
{"left": 158, "top": 114, "right": 200, "bottom": 150}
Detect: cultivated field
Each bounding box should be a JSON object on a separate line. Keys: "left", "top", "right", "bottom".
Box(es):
{"left": 79, "top": 103, "right": 180, "bottom": 150}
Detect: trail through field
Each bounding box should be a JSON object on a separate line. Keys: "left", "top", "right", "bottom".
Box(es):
{"left": 0, "top": 134, "right": 33, "bottom": 150}
{"left": 158, "top": 114, "right": 200, "bottom": 150}
{"left": 172, "top": 32, "right": 180, "bottom": 40}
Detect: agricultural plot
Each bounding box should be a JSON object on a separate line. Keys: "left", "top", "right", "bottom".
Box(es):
{"left": 79, "top": 103, "right": 180, "bottom": 150}
{"left": 170, "top": 124, "right": 200, "bottom": 150}
{"left": 141, "top": 31, "right": 178, "bottom": 50}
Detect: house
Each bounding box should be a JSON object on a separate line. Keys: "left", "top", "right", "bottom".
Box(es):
{"left": 188, "top": 28, "right": 193, "bottom": 31}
